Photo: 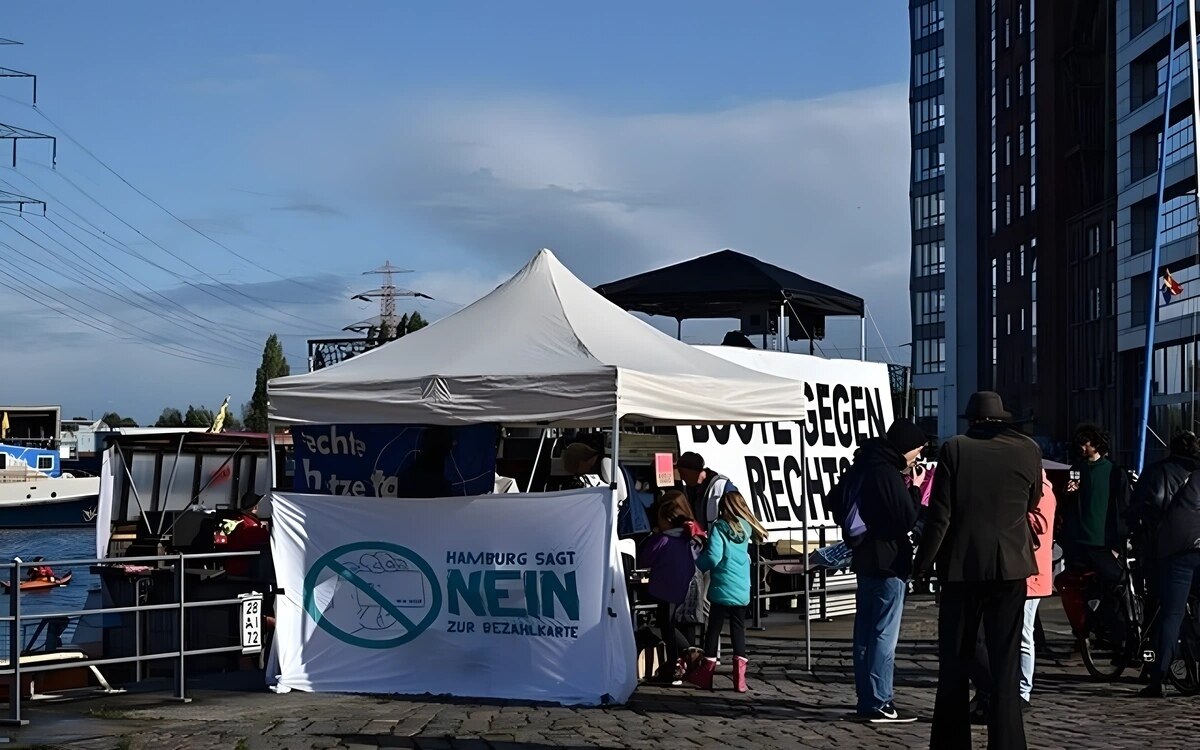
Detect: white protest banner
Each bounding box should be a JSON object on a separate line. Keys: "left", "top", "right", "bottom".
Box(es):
{"left": 269, "top": 488, "right": 636, "bottom": 705}
{"left": 679, "top": 348, "right": 894, "bottom": 534}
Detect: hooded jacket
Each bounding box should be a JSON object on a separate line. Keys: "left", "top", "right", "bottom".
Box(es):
{"left": 638, "top": 528, "right": 697, "bottom": 604}
{"left": 1128, "top": 454, "right": 1200, "bottom": 550}
{"left": 835, "top": 437, "right": 921, "bottom": 580}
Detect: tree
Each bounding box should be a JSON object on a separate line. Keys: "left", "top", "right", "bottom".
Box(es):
{"left": 407, "top": 311, "right": 428, "bottom": 334}
{"left": 100, "top": 411, "right": 138, "bottom": 428}
{"left": 245, "top": 334, "right": 290, "bottom": 432}
{"left": 377, "top": 320, "right": 393, "bottom": 342}
{"left": 155, "top": 408, "right": 184, "bottom": 427}
{"left": 184, "top": 405, "right": 215, "bottom": 428}
{"left": 224, "top": 412, "right": 243, "bottom": 431}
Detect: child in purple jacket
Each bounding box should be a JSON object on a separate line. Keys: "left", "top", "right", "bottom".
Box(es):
{"left": 639, "top": 489, "right": 704, "bottom": 684}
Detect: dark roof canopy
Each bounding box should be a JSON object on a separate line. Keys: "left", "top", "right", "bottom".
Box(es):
{"left": 594, "top": 250, "right": 864, "bottom": 338}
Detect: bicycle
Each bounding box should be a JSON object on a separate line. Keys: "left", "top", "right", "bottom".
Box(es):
{"left": 1072, "top": 559, "right": 1200, "bottom": 695}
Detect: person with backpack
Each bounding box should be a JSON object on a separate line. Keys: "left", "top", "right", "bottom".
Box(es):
{"left": 685, "top": 491, "right": 768, "bottom": 692}
{"left": 826, "top": 418, "right": 928, "bottom": 723}
{"left": 638, "top": 490, "right": 705, "bottom": 684}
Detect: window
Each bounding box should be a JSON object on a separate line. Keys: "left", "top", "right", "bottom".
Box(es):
{"left": 1019, "top": 244, "right": 1026, "bottom": 275}
{"left": 913, "top": 193, "right": 946, "bottom": 228}
{"left": 915, "top": 240, "right": 946, "bottom": 276}
{"left": 1005, "top": 135, "right": 1012, "bottom": 166}
{"left": 917, "top": 338, "right": 946, "bottom": 373}
{"left": 1005, "top": 18, "right": 1012, "bottom": 48}
{"left": 1006, "top": 251, "right": 1012, "bottom": 283}
{"left": 1006, "top": 193, "right": 1012, "bottom": 224}
{"left": 916, "top": 389, "right": 939, "bottom": 418}
{"left": 1161, "top": 194, "right": 1199, "bottom": 245}
{"left": 914, "top": 95, "right": 945, "bottom": 133}
{"left": 913, "top": 0, "right": 945, "bottom": 39}
{"left": 1019, "top": 185, "right": 1026, "bottom": 216}
{"left": 1019, "top": 125, "right": 1026, "bottom": 155}
{"left": 1018, "top": 65, "right": 1025, "bottom": 96}
{"left": 914, "top": 144, "right": 946, "bottom": 180}
{"left": 1018, "top": 3, "right": 1025, "bottom": 34}
{"left": 1005, "top": 76, "right": 1011, "bottom": 108}
{"left": 916, "top": 290, "right": 946, "bottom": 325}
{"left": 915, "top": 49, "right": 946, "bottom": 86}
{"left": 37, "top": 456, "right": 53, "bottom": 471}
{"left": 1007, "top": 312, "right": 1012, "bottom": 335}
{"left": 1087, "top": 225, "right": 1101, "bottom": 256}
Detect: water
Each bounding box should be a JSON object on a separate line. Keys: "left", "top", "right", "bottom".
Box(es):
{"left": 0, "top": 527, "right": 98, "bottom": 616}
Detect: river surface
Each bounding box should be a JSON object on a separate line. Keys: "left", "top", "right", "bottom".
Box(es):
{"left": 0, "top": 527, "right": 97, "bottom": 617}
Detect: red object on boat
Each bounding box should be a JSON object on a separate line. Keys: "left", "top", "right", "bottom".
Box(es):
{"left": 214, "top": 512, "right": 269, "bottom": 576}
{"left": 1, "top": 571, "right": 73, "bottom": 591}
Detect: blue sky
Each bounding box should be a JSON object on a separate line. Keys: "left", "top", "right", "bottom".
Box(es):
{"left": 0, "top": 1, "right": 911, "bottom": 423}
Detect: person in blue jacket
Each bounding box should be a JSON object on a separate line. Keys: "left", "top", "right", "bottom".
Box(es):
{"left": 686, "top": 491, "right": 767, "bottom": 692}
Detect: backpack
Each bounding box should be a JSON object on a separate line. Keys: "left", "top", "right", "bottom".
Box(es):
{"left": 827, "top": 468, "right": 868, "bottom": 548}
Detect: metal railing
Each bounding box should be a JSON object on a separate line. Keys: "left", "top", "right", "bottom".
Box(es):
{"left": 2, "top": 550, "right": 263, "bottom": 726}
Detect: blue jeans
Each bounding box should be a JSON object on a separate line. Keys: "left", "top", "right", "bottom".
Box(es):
{"left": 1150, "top": 550, "right": 1200, "bottom": 680}
{"left": 853, "top": 573, "right": 906, "bottom": 712}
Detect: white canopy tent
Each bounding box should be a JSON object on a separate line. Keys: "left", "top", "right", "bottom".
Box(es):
{"left": 263, "top": 248, "right": 810, "bottom": 705}
{"left": 268, "top": 249, "right": 808, "bottom": 427}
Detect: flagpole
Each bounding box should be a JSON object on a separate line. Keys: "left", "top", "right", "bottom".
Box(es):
{"left": 1136, "top": 8, "right": 1181, "bottom": 475}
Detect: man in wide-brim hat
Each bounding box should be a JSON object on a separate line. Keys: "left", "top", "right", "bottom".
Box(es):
{"left": 914, "top": 391, "right": 1043, "bottom": 750}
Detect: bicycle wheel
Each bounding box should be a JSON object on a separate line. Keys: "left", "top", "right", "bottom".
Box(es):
{"left": 1167, "top": 616, "right": 1200, "bottom": 696}
{"left": 1080, "top": 632, "right": 1128, "bottom": 680}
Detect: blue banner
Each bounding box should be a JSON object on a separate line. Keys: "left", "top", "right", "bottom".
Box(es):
{"left": 291, "top": 424, "right": 497, "bottom": 498}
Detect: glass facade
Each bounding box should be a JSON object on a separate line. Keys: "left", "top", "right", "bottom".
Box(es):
{"left": 909, "top": 0, "right": 947, "bottom": 427}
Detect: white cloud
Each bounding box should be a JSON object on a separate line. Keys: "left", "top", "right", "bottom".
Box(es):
{"left": 265, "top": 84, "right": 913, "bottom": 355}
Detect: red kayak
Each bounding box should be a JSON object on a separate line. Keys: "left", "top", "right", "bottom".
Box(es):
{"left": 1, "top": 571, "right": 72, "bottom": 591}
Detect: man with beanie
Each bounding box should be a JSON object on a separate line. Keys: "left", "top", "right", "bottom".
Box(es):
{"left": 914, "top": 391, "right": 1041, "bottom": 750}
{"left": 828, "top": 418, "right": 927, "bottom": 722}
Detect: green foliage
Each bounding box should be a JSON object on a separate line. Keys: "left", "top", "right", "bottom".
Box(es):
{"left": 407, "top": 311, "right": 428, "bottom": 332}
{"left": 184, "top": 405, "right": 215, "bottom": 428}
{"left": 245, "top": 334, "right": 290, "bottom": 433}
{"left": 154, "top": 408, "right": 184, "bottom": 427}
{"left": 100, "top": 412, "right": 138, "bottom": 428}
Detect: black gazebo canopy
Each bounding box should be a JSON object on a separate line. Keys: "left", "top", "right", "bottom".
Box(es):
{"left": 594, "top": 249, "right": 863, "bottom": 341}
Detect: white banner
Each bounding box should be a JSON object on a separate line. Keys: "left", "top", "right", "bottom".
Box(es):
{"left": 679, "top": 348, "right": 894, "bottom": 534}
{"left": 269, "top": 487, "right": 636, "bottom": 705}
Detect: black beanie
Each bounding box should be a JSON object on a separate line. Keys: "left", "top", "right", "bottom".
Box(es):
{"left": 886, "top": 419, "right": 927, "bottom": 454}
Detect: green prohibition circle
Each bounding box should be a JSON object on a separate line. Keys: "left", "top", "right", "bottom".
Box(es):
{"left": 303, "top": 541, "right": 442, "bottom": 649}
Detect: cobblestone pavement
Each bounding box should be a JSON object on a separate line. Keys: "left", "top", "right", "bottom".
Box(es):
{"left": 5, "top": 597, "right": 1199, "bottom": 749}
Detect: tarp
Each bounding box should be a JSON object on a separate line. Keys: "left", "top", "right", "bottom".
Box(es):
{"left": 268, "top": 249, "right": 808, "bottom": 427}
{"left": 269, "top": 487, "right": 636, "bottom": 705}
{"left": 594, "top": 248, "right": 865, "bottom": 327}
{"left": 678, "top": 347, "right": 893, "bottom": 534}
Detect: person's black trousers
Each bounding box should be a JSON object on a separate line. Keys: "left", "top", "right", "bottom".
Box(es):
{"left": 931, "top": 579, "right": 1027, "bottom": 750}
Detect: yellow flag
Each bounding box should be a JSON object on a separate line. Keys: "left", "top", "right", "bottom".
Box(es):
{"left": 209, "top": 397, "right": 230, "bottom": 434}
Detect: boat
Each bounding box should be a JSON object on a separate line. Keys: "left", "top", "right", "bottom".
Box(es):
{"left": 0, "top": 571, "right": 72, "bottom": 591}
{"left": 0, "top": 443, "right": 100, "bottom": 528}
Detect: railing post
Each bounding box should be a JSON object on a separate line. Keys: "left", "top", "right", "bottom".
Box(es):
{"left": 5, "top": 557, "right": 28, "bottom": 726}
{"left": 134, "top": 578, "right": 148, "bottom": 683}
{"left": 175, "top": 552, "right": 190, "bottom": 702}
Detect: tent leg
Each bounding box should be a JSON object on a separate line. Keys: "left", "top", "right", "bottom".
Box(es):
{"left": 676, "top": 319, "right": 682, "bottom": 341}
{"left": 860, "top": 313, "right": 866, "bottom": 361}
{"left": 801, "top": 434, "right": 812, "bottom": 672}
{"left": 267, "top": 422, "right": 278, "bottom": 492}
{"left": 778, "top": 304, "right": 786, "bottom": 352}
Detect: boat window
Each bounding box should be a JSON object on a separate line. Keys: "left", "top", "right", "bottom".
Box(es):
{"left": 37, "top": 455, "right": 54, "bottom": 471}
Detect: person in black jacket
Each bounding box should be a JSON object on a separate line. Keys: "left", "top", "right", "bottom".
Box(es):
{"left": 1128, "top": 431, "right": 1200, "bottom": 583}
{"left": 829, "top": 418, "right": 927, "bottom": 723}
{"left": 1141, "top": 465, "right": 1200, "bottom": 697}
{"left": 914, "top": 391, "right": 1041, "bottom": 750}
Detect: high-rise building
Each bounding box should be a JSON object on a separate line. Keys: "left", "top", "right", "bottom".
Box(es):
{"left": 1114, "top": 0, "right": 1200, "bottom": 467}
{"left": 908, "top": 0, "right": 949, "bottom": 438}
{"left": 914, "top": 0, "right": 1117, "bottom": 451}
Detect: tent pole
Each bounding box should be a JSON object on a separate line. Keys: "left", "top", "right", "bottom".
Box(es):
{"left": 801, "top": 427, "right": 811, "bottom": 671}
{"left": 676, "top": 319, "right": 682, "bottom": 341}
{"left": 526, "top": 428, "right": 548, "bottom": 492}
{"left": 778, "top": 304, "right": 786, "bottom": 352}
{"left": 267, "top": 421, "right": 278, "bottom": 493}
{"left": 860, "top": 312, "right": 866, "bottom": 361}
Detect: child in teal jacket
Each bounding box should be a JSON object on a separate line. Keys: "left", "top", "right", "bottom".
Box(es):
{"left": 688, "top": 491, "right": 767, "bottom": 692}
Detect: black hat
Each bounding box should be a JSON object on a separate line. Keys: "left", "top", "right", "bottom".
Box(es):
{"left": 676, "top": 451, "right": 705, "bottom": 471}
{"left": 964, "top": 391, "right": 1013, "bottom": 422}
{"left": 885, "top": 419, "right": 928, "bottom": 454}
